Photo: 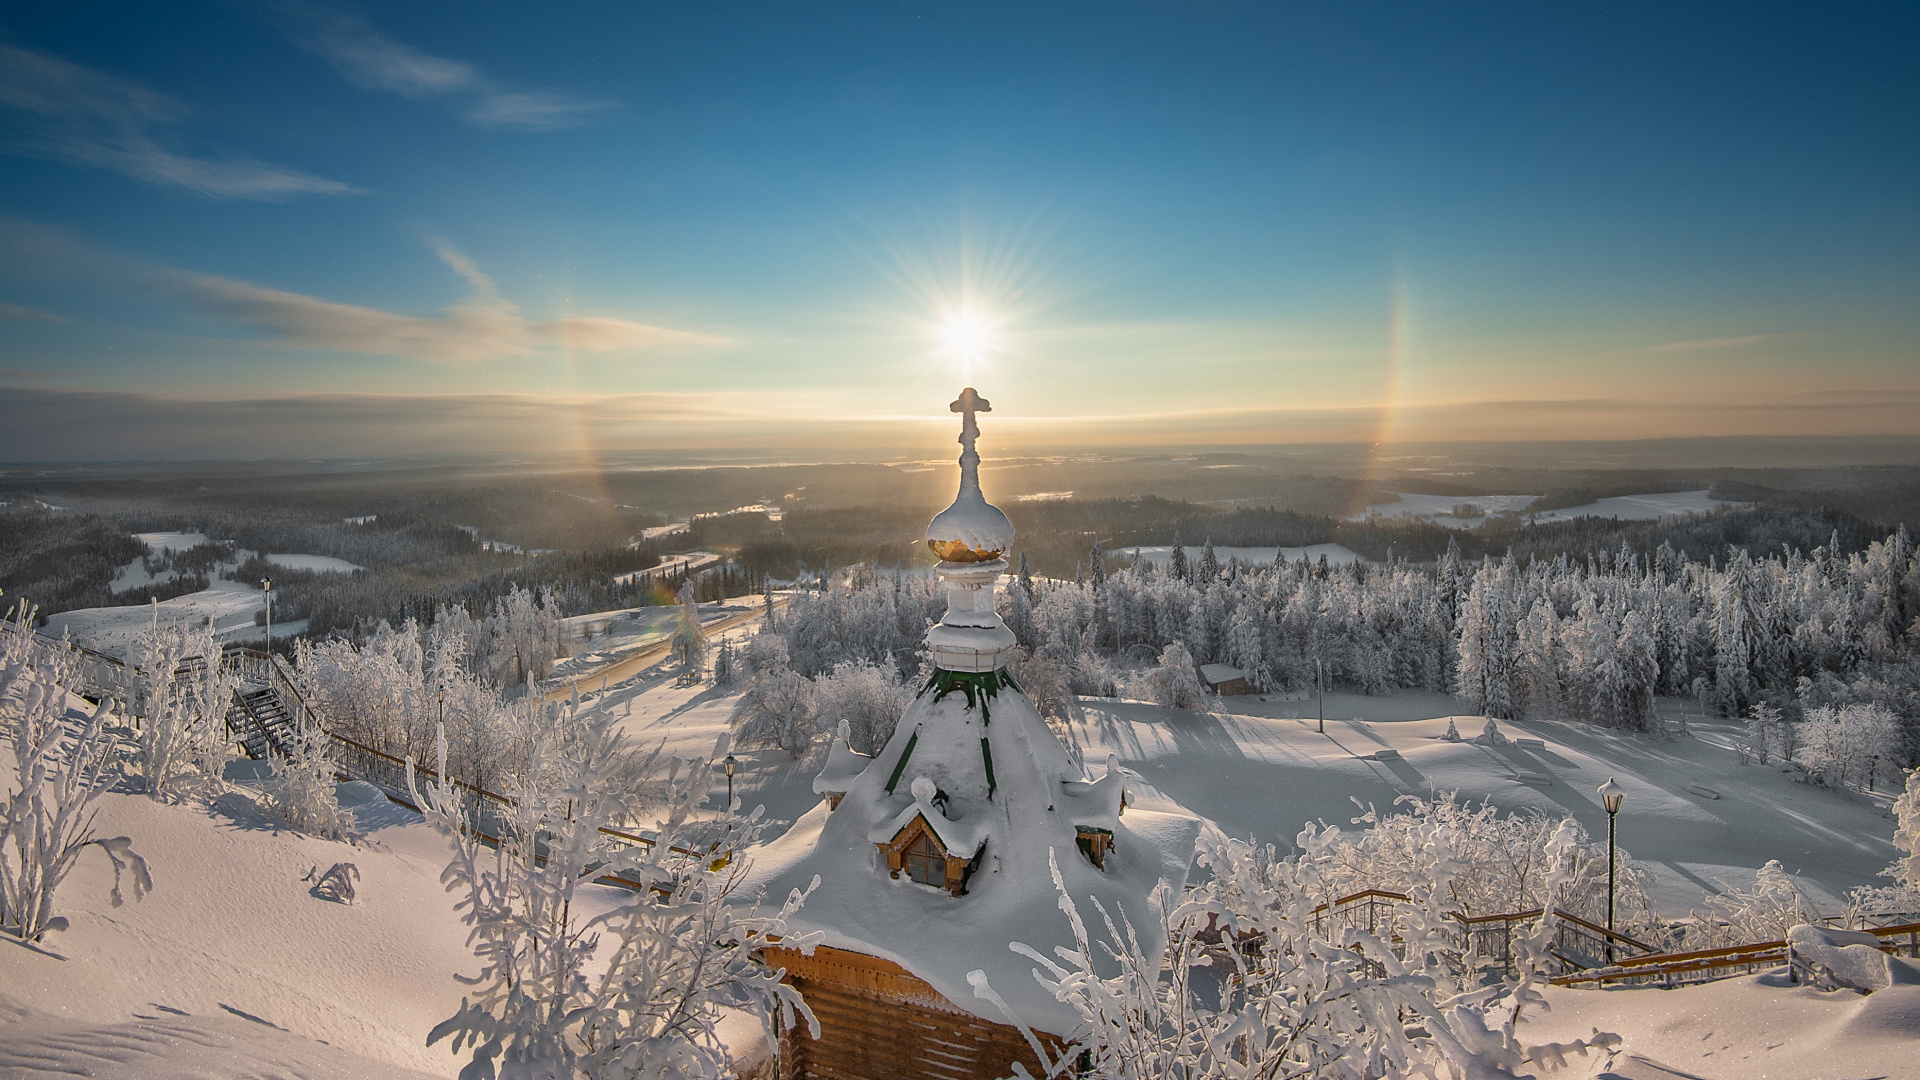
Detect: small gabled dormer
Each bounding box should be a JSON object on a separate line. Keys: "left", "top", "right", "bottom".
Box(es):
{"left": 870, "top": 776, "right": 986, "bottom": 897}
{"left": 1061, "top": 753, "right": 1128, "bottom": 870}
{"left": 813, "top": 719, "right": 873, "bottom": 811}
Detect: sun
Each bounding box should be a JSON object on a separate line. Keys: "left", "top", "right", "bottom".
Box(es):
{"left": 939, "top": 310, "right": 996, "bottom": 378}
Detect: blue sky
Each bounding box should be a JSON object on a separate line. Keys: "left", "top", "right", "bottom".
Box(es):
{"left": 1, "top": 1, "right": 1917, "bottom": 457}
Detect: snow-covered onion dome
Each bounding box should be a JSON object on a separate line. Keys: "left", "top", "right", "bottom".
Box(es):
{"left": 924, "top": 387, "right": 1014, "bottom": 564}
{"left": 923, "top": 388, "right": 1017, "bottom": 673}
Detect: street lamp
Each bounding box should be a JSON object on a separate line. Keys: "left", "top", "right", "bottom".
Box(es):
{"left": 1316, "top": 658, "right": 1325, "bottom": 734}
{"left": 1597, "top": 777, "right": 1625, "bottom": 963}
{"left": 724, "top": 753, "right": 737, "bottom": 814}
{"left": 261, "top": 576, "right": 272, "bottom": 651}
{"left": 438, "top": 683, "right": 446, "bottom": 731}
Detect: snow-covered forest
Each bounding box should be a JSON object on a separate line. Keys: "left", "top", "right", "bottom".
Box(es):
{"left": 738, "top": 529, "right": 1920, "bottom": 790}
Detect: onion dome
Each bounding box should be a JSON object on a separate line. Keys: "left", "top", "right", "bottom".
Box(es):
{"left": 925, "top": 387, "right": 1014, "bottom": 564}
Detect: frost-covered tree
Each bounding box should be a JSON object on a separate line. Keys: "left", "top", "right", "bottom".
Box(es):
{"left": 980, "top": 822, "right": 1619, "bottom": 1080}
{"left": 132, "top": 608, "right": 237, "bottom": 800}
{"left": 409, "top": 711, "right": 818, "bottom": 1080}
{"left": 731, "top": 634, "right": 816, "bottom": 757}
{"left": 1686, "top": 860, "right": 1819, "bottom": 949}
{"left": 1008, "top": 646, "right": 1074, "bottom": 722}
{"left": 1146, "top": 641, "right": 1208, "bottom": 711}
{"left": 809, "top": 659, "right": 910, "bottom": 756}
{"left": 671, "top": 583, "right": 708, "bottom": 675}
{"left": 1, "top": 603, "right": 152, "bottom": 942}
{"left": 264, "top": 717, "right": 354, "bottom": 841}
{"left": 482, "top": 584, "right": 562, "bottom": 688}
{"left": 1800, "top": 703, "right": 1904, "bottom": 792}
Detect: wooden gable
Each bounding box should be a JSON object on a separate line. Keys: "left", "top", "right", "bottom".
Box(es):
{"left": 875, "top": 814, "right": 978, "bottom": 897}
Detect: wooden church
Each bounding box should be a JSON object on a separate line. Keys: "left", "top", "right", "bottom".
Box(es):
{"left": 744, "top": 389, "right": 1201, "bottom": 1080}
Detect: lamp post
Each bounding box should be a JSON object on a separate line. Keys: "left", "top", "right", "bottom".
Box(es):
{"left": 261, "top": 576, "right": 272, "bottom": 651}
{"left": 1597, "top": 777, "right": 1625, "bottom": 963}
{"left": 724, "top": 753, "right": 737, "bottom": 814}
{"left": 1317, "top": 657, "right": 1325, "bottom": 734}
{"left": 438, "top": 683, "right": 445, "bottom": 731}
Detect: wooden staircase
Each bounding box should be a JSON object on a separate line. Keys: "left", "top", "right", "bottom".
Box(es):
{"left": 228, "top": 684, "right": 297, "bottom": 759}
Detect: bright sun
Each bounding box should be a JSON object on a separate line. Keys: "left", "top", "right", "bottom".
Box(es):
{"left": 943, "top": 312, "right": 989, "bottom": 357}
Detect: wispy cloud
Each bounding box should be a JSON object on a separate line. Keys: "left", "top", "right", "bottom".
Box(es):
{"left": 0, "top": 45, "right": 355, "bottom": 199}
{"left": 0, "top": 221, "right": 721, "bottom": 363}
{"left": 0, "top": 301, "right": 66, "bottom": 322}
{"left": 277, "top": 4, "right": 615, "bottom": 131}
{"left": 1634, "top": 333, "right": 1788, "bottom": 353}
{"left": 165, "top": 238, "right": 723, "bottom": 361}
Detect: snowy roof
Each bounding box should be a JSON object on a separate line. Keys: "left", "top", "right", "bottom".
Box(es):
{"left": 1199, "top": 663, "right": 1245, "bottom": 685}
{"left": 811, "top": 720, "right": 872, "bottom": 795}
{"left": 868, "top": 776, "right": 991, "bottom": 859}
{"left": 742, "top": 683, "right": 1200, "bottom": 1035}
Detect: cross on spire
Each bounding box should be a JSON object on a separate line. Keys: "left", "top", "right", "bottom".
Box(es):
{"left": 950, "top": 387, "right": 991, "bottom": 457}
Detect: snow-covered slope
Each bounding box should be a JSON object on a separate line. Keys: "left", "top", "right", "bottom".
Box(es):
{"left": 0, "top": 771, "right": 620, "bottom": 1079}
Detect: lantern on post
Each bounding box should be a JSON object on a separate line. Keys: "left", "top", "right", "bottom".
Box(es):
{"left": 261, "top": 576, "right": 273, "bottom": 651}
{"left": 1597, "top": 777, "right": 1626, "bottom": 963}
{"left": 724, "top": 753, "right": 738, "bottom": 815}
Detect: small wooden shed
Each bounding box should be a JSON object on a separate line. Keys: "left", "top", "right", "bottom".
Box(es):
{"left": 1199, "top": 663, "right": 1252, "bottom": 695}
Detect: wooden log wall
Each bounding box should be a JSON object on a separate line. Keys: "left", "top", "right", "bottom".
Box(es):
{"left": 759, "top": 944, "right": 1057, "bottom": 1080}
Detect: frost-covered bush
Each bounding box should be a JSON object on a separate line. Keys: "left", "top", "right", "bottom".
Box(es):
{"left": 410, "top": 709, "right": 817, "bottom": 1080}
{"left": 1798, "top": 702, "right": 1904, "bottom": 792}
{"left": 1146, "top": 641, "right": 1208, "bottom": 711}
{"left": 981, "top": 826, "right": 1621, "bottom": 1080}
{"left": 1309, "top": 793, "right": 1660, "bottom": 937}
{"left": 1, "top": 602, "right": 152, "bottom": 942}
{"left": 731, "top": 640, "right": 816, "bottom": 758}
{"left": 132, "top": 609, "right": 236, "bottom": 800}
{"left": 264, "top": 720, "right": 355, "bottom": 840}
{"left": 1847, "top": 768, "right": 1920, "bottom": 921}
{"left": 809, "top": 659, "right": 910, "bottom": 756}
{"left": 1007, "top": 646, "right": 1074, "bottom": 722}
{"left": 1685, "top": 860, "right": 1819, "bottom": 949}
{"left": 293, "top": 613, "right": 518, "bottom": 793}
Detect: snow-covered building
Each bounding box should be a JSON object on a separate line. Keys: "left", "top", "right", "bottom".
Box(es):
{"left": 747, "top": 389, "right": 1202, "bottom": 1080}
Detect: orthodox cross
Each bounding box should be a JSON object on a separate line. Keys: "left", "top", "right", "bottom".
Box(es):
{"left": 950, "top": 387, "right": 991, "bottom": 460}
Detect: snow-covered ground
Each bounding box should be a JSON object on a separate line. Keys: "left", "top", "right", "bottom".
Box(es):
{"left": 1530, "top": 489, "right": 1747, "bottom": 522}
{"left": 568, "top": 676, "right": 1898, "bottom": 918}
{"left": 263, "top": 553, "right": 364, "bottom": 573}
{"left": 134, "top": 531, "right": 211, "bottom": 553}
{"left": 10, "top": 667, "right": 1912, "bottom": 1078}
{"left": 1117, "top": 543, "right": 1364, "bottom": 568}
{"left": 610, "top": 550, "right": 721, "bottom": 585}
{"left": 44, "top": 578, "right": 289, "bottom": 659}
{"left": 1359, "top": 490, "right": 1748, "bottom": 528}
{"left": 1360, "top": 492, "right": 1542, "bottom": 528}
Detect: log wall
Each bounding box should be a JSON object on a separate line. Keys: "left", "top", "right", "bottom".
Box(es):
{"left": 759, "top": 944, "right": 1056, "bottom": 1080}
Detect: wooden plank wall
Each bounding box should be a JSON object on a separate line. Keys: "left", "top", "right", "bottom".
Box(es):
{"left": 760, "top": 945, "right": 1055, "bottom": 1080}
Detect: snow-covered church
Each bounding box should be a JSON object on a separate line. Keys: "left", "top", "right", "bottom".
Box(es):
{"left": 746, "top": 389, "right": 1202, "bottom": 1080}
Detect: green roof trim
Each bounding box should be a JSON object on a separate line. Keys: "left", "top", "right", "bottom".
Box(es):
{"left": 980, "top": 737, "right": 997, "bottom": 798}
{"left": 885, "top": 728, "right": 920, "bottom": 794}
{"left": 921, "top": 667, "right": 1017, "bottom": 725}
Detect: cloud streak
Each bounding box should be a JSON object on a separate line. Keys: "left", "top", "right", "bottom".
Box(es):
{"left": 1635, "top": 333, "right": 1788, "bottom": 353}
{"left": 163, "top": 238, "right": 723, "bottom": 361}
{"left": 0, "top": 45, "right": 355, "bottom": 199}
{"left": 0, "top": 221, "right": 721, "bottom": 362}
{"left": 278, "top": 5, "right": 615, "bottom": 130}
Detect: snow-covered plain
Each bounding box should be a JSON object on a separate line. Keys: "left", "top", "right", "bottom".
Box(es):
{"left": 263, "top": 553, "right": 364, "bottom": 573}
{"left": 42, "top": 578, "right": 293, "bottom": 659}
{"left": 1529, "top": 489, "right": 1747, "bottom": 522}
{"left": 1117, "top": 543, "right": 1364, "bottom": 568}
{"left": 1359, "top": 490, "right": 1748, "bottom": 528}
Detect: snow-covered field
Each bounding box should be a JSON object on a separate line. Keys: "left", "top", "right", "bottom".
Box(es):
{"left": 43, "top": 578, "right": 288, "bottom": 660}
{"left": 134, "top": 531, "right": 211, "bottom": 553}
{"left": 1530, "top": 489, "right": 1747, "bottom": 523}
{"left": 1118, "top": 543, "right": 1364, "bottom": 568}
{"left": 1360, "top": 492, "right": 1542, "bottom": 527}
{"left": 1359, "top": 490, "right": 1748, "bottom": 528}
{"left": 263, "top": 553, "right": 364, "bottom": 573}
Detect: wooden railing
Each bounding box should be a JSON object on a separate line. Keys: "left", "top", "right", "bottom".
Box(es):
{"left": 1549, "top": 921, "right": 1920, "bottom": 988}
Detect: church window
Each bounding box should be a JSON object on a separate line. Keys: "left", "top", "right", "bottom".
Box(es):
{"left": 905, "top": 832, "right": 946, "bottom": 887}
